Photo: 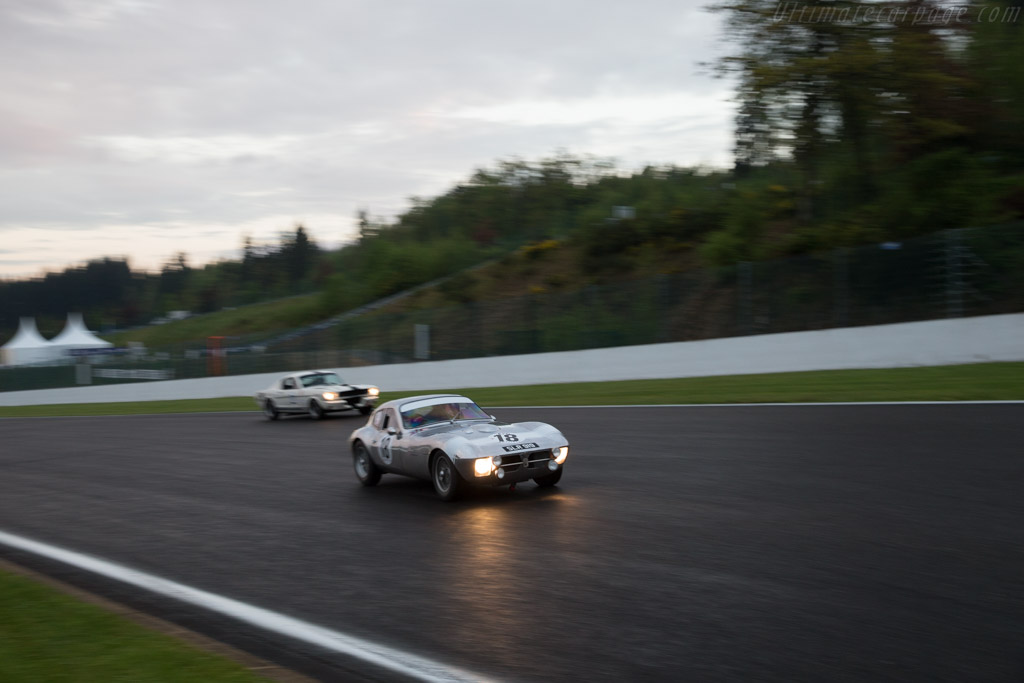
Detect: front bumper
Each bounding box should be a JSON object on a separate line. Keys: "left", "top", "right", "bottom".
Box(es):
{"left": 323, "top": 397, "right": 377, "bottom": 412}
{"left": 455, "top": 450, "right": 563, "bottom": 485}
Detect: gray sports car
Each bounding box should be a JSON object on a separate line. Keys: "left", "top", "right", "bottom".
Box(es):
{"left": 349, "top": 394, "right": 569, "bottom": 500}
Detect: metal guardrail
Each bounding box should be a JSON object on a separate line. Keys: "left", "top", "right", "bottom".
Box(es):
{"left": 3, "top": 223, "right": 1022, "bottom": 393}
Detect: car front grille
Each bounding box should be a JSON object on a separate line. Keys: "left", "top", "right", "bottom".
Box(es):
{"left": 336, "top": 388, "right": 366, "bottom": 399}
{"left": 497, "top": 450, "right": 553, "bottom": 473}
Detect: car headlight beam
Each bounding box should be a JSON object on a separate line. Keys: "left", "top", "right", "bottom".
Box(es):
{"left": 322, "top": 391, "right": 337, "bottom": 401}
{"left": 473, "top": 457, "right": 494, "bottom": 477}
{"left": 552, "top": 446, "right": 568, "bottom": 464}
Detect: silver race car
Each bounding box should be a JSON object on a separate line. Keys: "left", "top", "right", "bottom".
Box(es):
{"left": 256, "top": 370, "right": 379, "bottom": 420}
{"left": 349, "top": 394, "right": 569, "bottom": 500}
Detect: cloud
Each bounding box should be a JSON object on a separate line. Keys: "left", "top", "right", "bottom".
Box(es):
{"left": 83, "top": 134, "right": 303, "bottom": 164}
{"left": 0, "top": 0, "right": 736, "bottom": 278}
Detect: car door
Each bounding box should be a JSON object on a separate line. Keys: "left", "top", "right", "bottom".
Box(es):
{"left": 280, "top": 377, "right": 298, "bottom": 410}
{"left": 376, "top": 408, "right": 402, "bottom": 470}
{"left": 364, "top": 409, "right": 386, "bottom": 464}
{"left": 392, "top": 411, "right": 430, "bottom": 479}
{"left": 296, "top": 375, "right": 317, "bottom": 410}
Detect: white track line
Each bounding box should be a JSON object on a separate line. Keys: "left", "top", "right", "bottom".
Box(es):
{"left": 489, "top": 400, "right": 1024, "bottom": 408}
{"left": 0, "top": 530, "right": 491, "bottom": 683}
{"left": 3, "top": 400, "right": 1023, "bottom": 420}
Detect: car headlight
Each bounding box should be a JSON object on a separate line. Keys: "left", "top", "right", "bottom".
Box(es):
{"left": 552, "top": 446, "right": 568, "bottom": 464}
{"left": 473, "top": 457, "right": 494, "bottom": 477}
{"left": 322, "top": 392, "right": 337, "bottom": 401}
{"left": 368, "top": 387, "right": 380, "bottom": 396}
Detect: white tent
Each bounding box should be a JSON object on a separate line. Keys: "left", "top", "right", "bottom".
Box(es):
{"left": 0, "top": 317, "right": 58, "bottom": 366}
{"left": 50, "top": 313, "right": 113, "bottom": 356}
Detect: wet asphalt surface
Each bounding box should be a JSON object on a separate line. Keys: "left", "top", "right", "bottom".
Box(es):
{"left": 0, "top": 404, "right": 1022, "bottom": 682}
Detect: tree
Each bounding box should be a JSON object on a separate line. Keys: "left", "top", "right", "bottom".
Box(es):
{"left": 710, "top": 0, "right": 977, "bottom": 220}
{"left": 240, "top": 234, "right": 255, "bottom": 280}
{"left": 357, "top": 209, "right": 379, "bottom": 241}
{"left": 158, "top": 252, "right": 191, "bottom": 302}
{"left": 281, "top": 224, "right": 319, "bottom": 288}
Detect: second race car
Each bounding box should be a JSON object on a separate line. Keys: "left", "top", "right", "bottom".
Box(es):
{"left": 256, "top": 370, "right": 379, "bottom": 420}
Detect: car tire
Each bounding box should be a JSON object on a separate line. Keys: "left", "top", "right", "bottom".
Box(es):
{"left": 431, "top": 452, "right": 465, "bottom": 501}
{"left": 533, "top": 468, "right": 563, "bottom": 488}
{"left": 353, "top": 442, "right": 381, "bottom": 486}
{"left": 263, "top": 400, "right": 279, "bottom": 421}
{"left": 308, "top": 400, "right": 325, "bottom": 420}
{"left": 359, "top": 405, "right": 373, "bottom": 416}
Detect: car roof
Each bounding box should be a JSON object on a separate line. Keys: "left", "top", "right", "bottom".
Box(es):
{"left": 377, "top": 394, "right": 472, "bottom": 411}
{"left": 281, "top": 369, "right": 335, "bottom": 379}
{"left": 275, "top": 370, "right": 335, "bottom": 387}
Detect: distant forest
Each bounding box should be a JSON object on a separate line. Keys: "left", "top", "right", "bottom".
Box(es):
{"left": 3, "top": 0, "right": 1022, "bottom": 339}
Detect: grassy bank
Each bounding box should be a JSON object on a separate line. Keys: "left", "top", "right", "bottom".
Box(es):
{"left": 103, "top": 293, "right": 322, "bottom": 348}
{"left": 0, "top": 568, "right": 269, "bottom": 683}
{"left": 2, "top": 362, "right": 1021, "bottom": 418}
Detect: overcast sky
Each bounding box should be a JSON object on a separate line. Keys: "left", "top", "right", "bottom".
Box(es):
{"left": 0, "top": 0, "right": 736, "bottom": 279}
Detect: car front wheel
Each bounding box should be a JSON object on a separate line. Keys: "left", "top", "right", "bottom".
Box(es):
{"left": 533, "top": 468, "right": 563, "bottom": 488}
{"left": 263, "top": 400, "right": 279, "bottom": 421}
{"left": 431, "top": 452, "right": 465, "bottom": 501}
{"left": 353, "top": 442, "right": 381, "bottom": 486}
{"left": 308, "top": 400, "right": 325, "bottom": 420}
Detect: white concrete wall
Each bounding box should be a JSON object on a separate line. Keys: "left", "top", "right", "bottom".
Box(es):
{"left": 1, "top": 313, "right": 1021, "bottom": 407}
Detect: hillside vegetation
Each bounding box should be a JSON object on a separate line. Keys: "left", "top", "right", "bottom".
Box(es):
{"left": 6, "top": 151, "right": 1024, "bottom": 349}
{"left": 4, "top": 1, "right": 1024, "bottom": 345}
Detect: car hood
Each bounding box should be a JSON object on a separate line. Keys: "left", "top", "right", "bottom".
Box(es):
{"left": 411, "top": 420, "right": 567, "bottom": 460}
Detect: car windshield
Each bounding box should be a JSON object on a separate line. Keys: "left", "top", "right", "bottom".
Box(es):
{"left": 300, "top": 372, "right": 343, "bottom": 387}
{"left": 401, "top": 399, "right": 489, "bottom": 428}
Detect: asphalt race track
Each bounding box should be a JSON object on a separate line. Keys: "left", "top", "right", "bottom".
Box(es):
{"left": 1, "top": 404, "right": 1022, "bottom": 682}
